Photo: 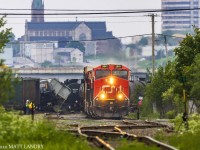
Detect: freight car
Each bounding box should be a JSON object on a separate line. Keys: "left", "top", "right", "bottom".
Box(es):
{"left": 41, "top": 78, "right": 83, "bottom": 113}
{"left": 3, "top": 78, "right": 40, "bottom": 112}
{"left": 64, "top": 79, "right": 83, "bottom": 112}
{"left": 40, "top": 79, "right": 58, "bottom": 111}
{"left": 82, "top": 64, "right": 131, "bottom": 118}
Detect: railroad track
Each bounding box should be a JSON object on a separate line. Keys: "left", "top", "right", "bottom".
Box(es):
{"left": 43, "top": 113, "right": 177, "bottom": 149}
{"left": 78, "top": 124, "right": 177, "bottom": 150}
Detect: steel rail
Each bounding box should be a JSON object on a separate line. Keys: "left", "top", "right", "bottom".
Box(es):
{"left": 80, "top": 124, "right": 169, "bottom": 130}
{"left": 78, "top": 127, "right": 115, "bottom": 150}
{"left": 80, "top": 129, "right": 178, "bottom": 150}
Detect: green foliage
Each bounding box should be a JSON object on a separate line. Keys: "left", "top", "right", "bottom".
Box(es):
{"left": 0, "top": 63, "right": 17, "bottom": 105}
{"left": 126, "top": 43, "right": 142, "bottom": 55}
{"left": 144, "top": 66, "right": 171, "bottom": 118}
{"left": 174, "top": 27, "right": 200, "bottom": 81}
{"left": 165, "top": 110, "right": 175, "bottom": 119}
{"left": 172, "top": 113, "right": 200, "bottom": 133}
{"left": 142, "top": 27, "right": 200, "bottom": 119}
{"left": 142, "top": 61, "right": 186, "bottom": 118}
{"left": 0, "top": 108, "right": 94, "bottom": 150}
{"left": 138, "top": 37, "right": 148, "bottom": 46}
{"left": 107, "top": 38, "right": 122, "bottom": 53}
{"left": 40, "top": 60, "right": 53, "bottom": 67}
{"left": 130, "top": 83, "right": 145, "bottom": 104}
{"left": 116, "top": 139, "right": 159, "bottom": 150}
{"left": 162, "top": 86, "right": 184, "bottom": 115}
{"left": 156, "top": 114, "right": 200, "bottom": 150}
{"left": 190, "top": 54, "right": 200, "bottom": 101}
{"left": 0, "top": 16, "right": 12, "bottom": 51}
{"left": 172, "top": 27, "right": 200, "bottom": 111}
{"left": 66, "top": 41, "right": 85, "bottom": 53}
{"left": 0, "top": 16, "right": 14, "bottom": 105}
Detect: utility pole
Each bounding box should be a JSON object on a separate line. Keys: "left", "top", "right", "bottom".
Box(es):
{"left": 164, "top": 35, "right": 168, "bottom": 62}
{"left": 148, "top": 14, "right": 157, "bottom": 76}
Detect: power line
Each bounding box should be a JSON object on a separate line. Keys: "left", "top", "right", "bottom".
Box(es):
{"left": 0, "top": 7, "right": 199, "bottom": 12}
{"left": 2, "top": 33, "right": 184, "bottom": 45}
{"left": 0, "top": 7, "right": 200, "bottom": 16}
{"left": 4, "top": 15, "right": 147, "bottom": 19}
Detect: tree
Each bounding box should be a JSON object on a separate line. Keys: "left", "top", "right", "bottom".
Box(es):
{"left": 41, "top": 60, "right": 52, "bottom": 68}
{"left": 66, "top": 41, "right": 85, "bottom": 53}
{"left": 0, "top": 16, "right": 14, "bottom": 105}
{"left": 138, "top": 37, "right": 148, "bottom": 46}
{"left": 144, "top": 63, "right": 176, "bottom": 118}
{"left": 174, "top": 27, "right": 200, "bottom": 75}
{"left": 173, "top": 27, "right": 200, "bottom": 105}
{"left": 107, "top": 38, "right": 122, "bottom": 54}
{"left": 126, "top": 43, "right": 142, "bottom": 55}
{"left": 189, "top": 54, "right": 200, "bottom": 111}
{"left": 8, "top": 33, "right": 20, "bottom": 56}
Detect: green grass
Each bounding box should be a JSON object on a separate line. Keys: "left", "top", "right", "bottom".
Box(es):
{"left": 0, "top": 106, "right": 95, "bottom": 150}
{"left": 116, "top": 139, "right": 159, "bottom": 150}
{"left": 155, "top": 114, "right": 200, "bottom": 150}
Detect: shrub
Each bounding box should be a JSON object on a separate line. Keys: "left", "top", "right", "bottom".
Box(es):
{"left": 166, "top": 110, "right": 175, "bottom": 119}
{"left": 0, "top": 107, "right": 94, "bottom": 150}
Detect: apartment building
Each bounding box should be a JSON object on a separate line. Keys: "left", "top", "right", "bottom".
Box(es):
{"left": 162, "top": 0, "right": 199, "bottom": 32}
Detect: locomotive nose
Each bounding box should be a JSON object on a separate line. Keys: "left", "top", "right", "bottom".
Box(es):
{"left": 117, "top": 93, "right": 124, "bottom": 100}
{"left": 107, "top": 76, "right": 114, "bottom": 85}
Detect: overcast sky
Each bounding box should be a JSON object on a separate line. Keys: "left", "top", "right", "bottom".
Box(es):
{"left": 0, "top": 0, "right": 161, "bottom": 40}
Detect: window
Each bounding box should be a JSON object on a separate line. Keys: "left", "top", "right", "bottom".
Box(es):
{"left": 49, "top": 32, "right": 52, "bottom": 36}
{"left": 53, "top": 32, "right": 56, "bottom": 36}
{"left": 79, "top": 33, "right": 86, "bottom": 40}
{"left": 61, "top": 32, "right": 65, "bottom": 36}
{"left": 35, "top": 31, "right": 39, "bottom": 36}
{"left": 66, "top": 31, "right": 69, "bottom": 36}
{"left": 40, "top": 31, "right": 43, "bottom": 36}
{"left": 96, "top": 70, "right": 110, "bottom": 79}
{"left": 112, "top": 70, "right": 128, "bottom": 79}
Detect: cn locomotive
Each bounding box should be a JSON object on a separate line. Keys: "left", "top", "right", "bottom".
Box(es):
{"left": 82, "top": 64, "right": 131, "bottom": 118}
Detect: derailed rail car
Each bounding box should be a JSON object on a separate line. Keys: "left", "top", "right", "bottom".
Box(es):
{"left": 64, "top": 79, "right": 84, "bottom": 112}
{"left": 83, "top": 64, "right": 131, "bottom": 118}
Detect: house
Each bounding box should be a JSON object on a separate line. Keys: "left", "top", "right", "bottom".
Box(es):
{"left": 54, "top": 48, "right": 83, "bottom": 65}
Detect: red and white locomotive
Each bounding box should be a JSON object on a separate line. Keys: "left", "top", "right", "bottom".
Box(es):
{"left": 83, "top": 64, "right": 131, "bottom": 118}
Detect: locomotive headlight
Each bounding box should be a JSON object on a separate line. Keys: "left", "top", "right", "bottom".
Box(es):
{"left": 108, "top": 77, "right": 114, "bottom": 85}
{"left": 100, "top": 93, "right": 106, "bottom": 100}
{"left": 117, "top": 93, "right": 124, "bottom": 100}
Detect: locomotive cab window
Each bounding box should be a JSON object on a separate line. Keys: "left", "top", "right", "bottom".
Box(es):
{"left": 112, "top": 70, "right": 128, "bottom": 79}
{"left": 96, "top": 70, "right": 110, "bottom": 79}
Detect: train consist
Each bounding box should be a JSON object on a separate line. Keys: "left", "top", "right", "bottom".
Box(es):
{"left": 82, "top": 64, "right": 131, "bottom": 118}
{"left": 39, "top": 78, "right": 83, "bottom": 112}
{"left": 4, "top": 78, "right": 83, "bottom": 113}
{"left": 4, "top": 64, "right": 147, "bottom": 119}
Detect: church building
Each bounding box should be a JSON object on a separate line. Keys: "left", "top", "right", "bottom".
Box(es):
{"left": 22, "top": 0, "right": 117, "bottom": 56}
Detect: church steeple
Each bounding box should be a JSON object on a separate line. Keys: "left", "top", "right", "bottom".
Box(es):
{"left": 31, "top": 0, "right": 44, "bottom": 22}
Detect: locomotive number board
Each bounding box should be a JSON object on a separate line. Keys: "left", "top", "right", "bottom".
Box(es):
{"left": 114, "top": 65, "right": 122, "bottom": 68}
{"left": 101, "top": 65, "right": 109, "bottom": 68}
